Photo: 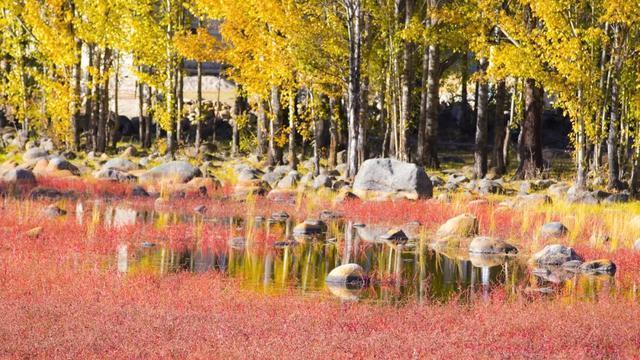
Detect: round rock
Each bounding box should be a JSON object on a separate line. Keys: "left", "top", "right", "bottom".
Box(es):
{"left": 326, "top": 263, "right": 365, "bottom": 285}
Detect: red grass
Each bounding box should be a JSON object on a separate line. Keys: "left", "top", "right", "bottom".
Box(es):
{"left": 1, "top": 253, "right": 639, "bottom": 358}
{"left": 2, "top": 192, "right": 640, "bottom": 358}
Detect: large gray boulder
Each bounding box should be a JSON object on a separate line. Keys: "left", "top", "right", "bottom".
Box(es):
{"left": 352, "top": 158, "right": 432, "bottom": 200}
{"left": 94, "top": 168, "right": 137, "bottom": 182}
{"left": 46, "top": 157, "right": 80, "bottom": 175}
{"left": 102, "top": 158, "right": 139, "bottom": 172}
{"left": 23, "top": 148, "right": 48, "bottom": 161}
{"left": 2, "top": 168, "right": 36, "bottom": 185}
{"left": 139, "top": 161, "right": 201, "bottom": 183}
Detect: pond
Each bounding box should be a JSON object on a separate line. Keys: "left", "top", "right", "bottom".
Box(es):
{"left": 98, "top": 204, "right": 620, "bottom": 304}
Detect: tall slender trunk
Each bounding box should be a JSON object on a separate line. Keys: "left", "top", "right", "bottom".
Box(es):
{"left": 594, "top": 23, "right": 610, "bottom": 173}
{"left": 176, "top": 59, "right": 184, "bottom": 146}
{"left": 417, "top": 41, "right": 429, "bottom": 165}
{"left": 111, "top": 52, "right": 120, "bottom": 149}
{"left": 514, "top": 78, "right": 543, "bottom": 179}
{"left": 576, "top": 110, "right": 588, "bottom": 190}
{"left": 257, "top": 100, "right": 268, "bottom": 156}
{"left": 138, "top": 77, "right": 144, "bottom": 145}
{"left": 72, "top": 39, "right": 82, "bottom": 150}
{"left": 346, "top": 0, "right": 362, "bottom": 179}
{"left": 473, "top": 59, "right": 489, "bottom": 179}
{"left": 195, "top": 62, "right": 203, "bottom": 153}
{"left": 504, "top": 82, "right": 519, "bottom": 168}
{"left": 232, "top": 92, "right": 246, "bottom": 157}
{"left": 144, "top": 85, "right": 152, "bottom": 148}
{"left": 313, "top": 95, "right": 321, "bottom": 176}
{"left": 493, "top": 80, "right": 507, "bottom": 175}
{"left": 328, "top": 96, "right": 337, "bottom": 168}
{"left": 85, "top": 44, "right": 94, "bottom": 146}
{"left": 630, "top": 122, "right": 640, "bottom": 196}
{"left": 379, "top": 76, "right": 389, "bottom": 158}
{"left": 288, "top": 89, "right": 297, "bottom": 168}
{"left": 97, "top": 48, "right": 111, "bottom": 153}
{"left": 358, "top": 78, "right": 368, "bottom": 165}
{"left": 607, "top": 25, "right": 624, "bottom": 190}
{"left": 268, "top": 86, "right": 283, "bottom": 165}
{"left": 165, "top": 0, "right": 176, "bottom": 157}
{"left": 424, "top": 44, "right": 440, "bottom": 168}
{"left": 91, "top": 47, "right": 100, "bottom": 150}
{"left": 399, "top": 0, "right": 413, "bottom": 161}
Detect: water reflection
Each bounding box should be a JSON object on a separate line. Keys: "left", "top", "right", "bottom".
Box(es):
{"left": 95, "top": 204, "right": 620, "bottom": 304}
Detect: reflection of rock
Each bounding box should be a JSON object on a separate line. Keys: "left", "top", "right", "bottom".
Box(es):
{"left": 430, "top": 246, "right": 470, "bottom": 264}
{"left": 524, "top": 287, "right": 555, "bottom": 295}
{"left": 469, "top": 253, "right": 508, "bottom": 268}
{"left": 469, "top": 236, "right": 517, "bottom": 254}
{"left": 117, "top": 244, "right": 128, "bottom": 273}
{"left": 228, "top": 237, "right": 246, "bottom": 250}
{"left": 532, "top": 266, "right": 577, "bottom": 284}
{"left": 273, "top": 240, "right": 298, "bottom": 248}
{"left": 194, "top": 205, "right": 207, "bottom": 214}
{"left": 380, "top": 228, "right": 409, "bottom": 245}
{"left": 270, "top": 211, "right": 290, "bottom": 221}
{"left": 43, "top": 205, "right": 66, "bottom": 218}
{"left": 113, "top": 207, "right": 137, "bottom": 228}
{"left": 531, "top": 244, "right": 582, "bottom": 265}
{"left": 430, "top": 235, "right": 471, "bottom": 249}
{"left": 436, "top": 213, "right": 479, "bottom": 238}
{"left": 580, "top": 259, "right": 616, "bottom": 275}
{"left": 355, "top": 225, "right": 389, "bottom": 243}
{"left": 293, "top": 220, "right": 327, "bottom": 235}
{"left": 561, "top": 260, "right": 583, "bottom": 270}
{"left": 319, "top": 210, "right": 343, "bottom": 221}
{"left": 327, "top": 282, "right": 363, "bottom": 302}
{"left": 326, "top": 263, "right": 365, "bottom": 284}
{"left": 355, "top": 223, "right": 421, "bottom": 244}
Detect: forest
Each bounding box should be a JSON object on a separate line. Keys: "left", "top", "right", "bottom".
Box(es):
{"left": 0, "top": 0, "right": 638, "bottom": 189}
{"left": 2, "top": 1, "right": 640, "bottom": 358}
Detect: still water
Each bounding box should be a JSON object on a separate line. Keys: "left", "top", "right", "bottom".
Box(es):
{"left": 95, "top": 203, "right": 620, "bottom": 304}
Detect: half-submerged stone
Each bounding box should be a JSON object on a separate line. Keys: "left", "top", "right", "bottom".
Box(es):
{"left": 352, "top": 158, "right": 432, "bottom": 200}
{"left": 326, "top": 263, "right": 365, "bottom": 285}
{"left": 531, "top": 244, "right": 583, "bottom": 266}
{"left": 380, "top": 228, "right": 410, "bottom": 245}
{"left": 580, "top": 259, "right": 616, "bottom": 275}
